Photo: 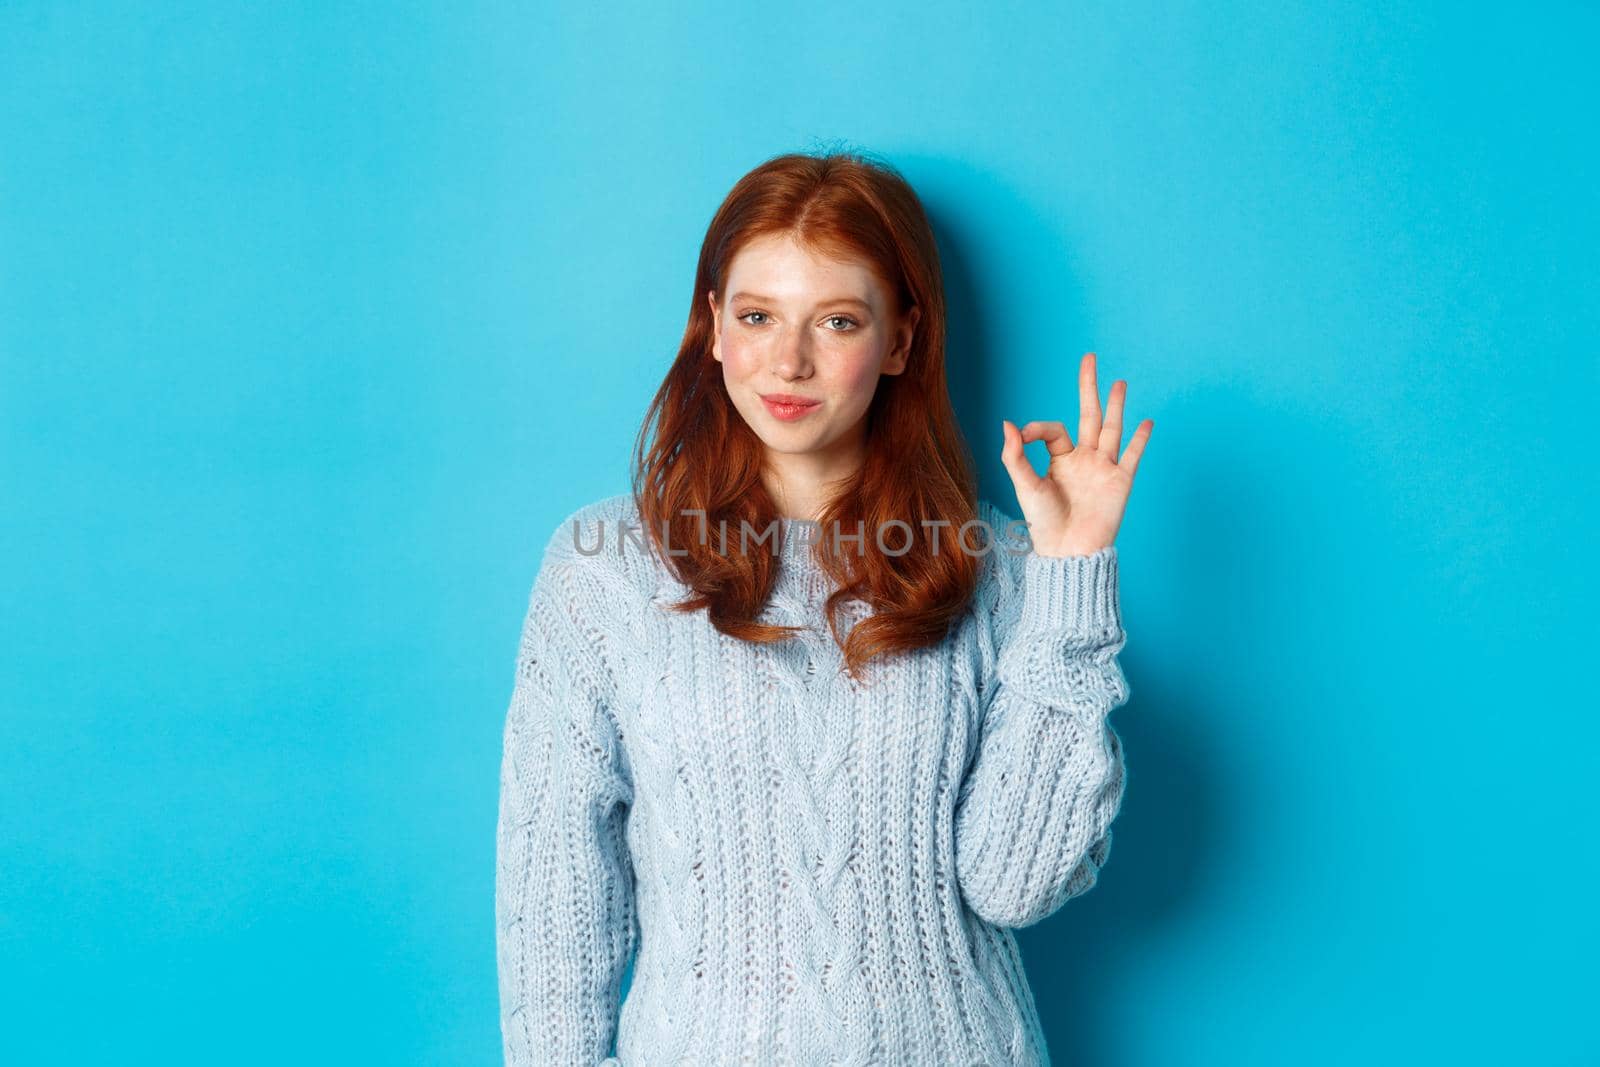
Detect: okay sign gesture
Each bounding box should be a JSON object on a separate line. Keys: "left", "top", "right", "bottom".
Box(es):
{"left": 1001, "top": 352, "right": 1153, "bottom": 558}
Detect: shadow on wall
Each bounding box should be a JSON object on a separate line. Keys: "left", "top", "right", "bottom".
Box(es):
{"left": 928, "top": 160, "right": 1222, "bottom": 1067}
{"left": 1018, "top": 680, "right": 1221, "bottom": 1066}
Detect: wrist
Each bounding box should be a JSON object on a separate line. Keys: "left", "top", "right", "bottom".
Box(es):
{"left": 1031, "top": 537, "right": 1111, "bottom": 559}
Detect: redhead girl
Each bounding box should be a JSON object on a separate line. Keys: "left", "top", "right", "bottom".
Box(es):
{"left": 495, "top": 149, "right": 1152, "bottom": 1066}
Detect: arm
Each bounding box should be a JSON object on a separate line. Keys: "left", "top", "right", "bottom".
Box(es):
{"left": 953, "top": 540, "right": 1130, "bottom": 929}
{"left": 495, "top": 531, "right": 637, "bottom": 1065}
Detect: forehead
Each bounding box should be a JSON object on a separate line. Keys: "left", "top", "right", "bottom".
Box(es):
{"left": 723, "top": 232, "right": 886, "bottom": 306}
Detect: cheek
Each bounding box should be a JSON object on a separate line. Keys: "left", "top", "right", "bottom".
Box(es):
{"left": 830, "top": 350, "right": 884, "bottom": 397}
{"left": 718, "top": 334, "right": 762, "bottom": 378}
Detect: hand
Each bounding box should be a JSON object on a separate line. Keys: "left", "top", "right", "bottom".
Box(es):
{"left": 1000, "top": 352, "right": 1153, "bottom": 558}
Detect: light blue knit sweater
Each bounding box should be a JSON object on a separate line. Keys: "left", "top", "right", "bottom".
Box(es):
{"left": 495, "top": 493, "right": 1130, "bottom": 1066}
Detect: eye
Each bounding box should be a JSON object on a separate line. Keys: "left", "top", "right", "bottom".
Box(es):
{"left": 824, "top": 315, "right": 860, "bottom": 331}
{"left": 737, "top": 310, "right": 769, "bottom": 326}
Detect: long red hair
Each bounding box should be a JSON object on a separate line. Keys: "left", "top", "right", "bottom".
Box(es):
{"left": 630, "top": 148, "right": 983, "bottom": 682}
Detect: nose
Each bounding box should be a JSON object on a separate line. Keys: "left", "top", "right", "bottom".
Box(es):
{"left": 772, "top": 324, "right": 814, "bottom": 381}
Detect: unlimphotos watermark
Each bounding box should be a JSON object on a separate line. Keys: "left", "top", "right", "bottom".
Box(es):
{"left": 567, "top": 511, "right": 1035, "bottom": 559}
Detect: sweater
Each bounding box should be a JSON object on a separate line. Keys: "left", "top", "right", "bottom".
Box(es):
{"left": 495, "top": 492, "right": 1131, "bottom": 1066}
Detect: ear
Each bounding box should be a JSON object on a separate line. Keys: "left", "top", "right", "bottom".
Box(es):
{"left": 707, "top": 289, "right": 723, "bottom": 362}
{"left": 882, "top": 304, "right": 919, "bottom": 376}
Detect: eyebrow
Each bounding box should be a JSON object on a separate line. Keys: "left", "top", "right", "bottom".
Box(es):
{"left": 728, "top": 291, "right": 873, "bottom": 312}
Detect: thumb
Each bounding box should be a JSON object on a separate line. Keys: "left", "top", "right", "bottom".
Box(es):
{"left": 1000, "top": 420, "right": 1043, "bottom": 493}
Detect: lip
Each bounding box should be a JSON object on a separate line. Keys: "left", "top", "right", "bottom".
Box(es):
{"left": 760, "top": 393, "right": 821, "bottom": 421}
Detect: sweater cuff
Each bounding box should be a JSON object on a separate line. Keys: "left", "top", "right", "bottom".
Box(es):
{"left": 1015, "top": 546, "right": 1122, "bottom": 641}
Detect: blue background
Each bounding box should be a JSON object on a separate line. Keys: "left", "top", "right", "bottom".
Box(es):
{"left": 3, "top": 2, "right": 1594, "bottom": 1063}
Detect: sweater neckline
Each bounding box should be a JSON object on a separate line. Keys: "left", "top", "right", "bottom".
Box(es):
{"left": 773, "top": 516, "right": 825, "bottom": 569}
{"left": 772, "top": 518, "right": 864, "bottom": 612}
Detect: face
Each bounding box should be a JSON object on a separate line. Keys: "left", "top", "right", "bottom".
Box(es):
{"left": 708, "top": 232, "right": 918, "bottom": 473}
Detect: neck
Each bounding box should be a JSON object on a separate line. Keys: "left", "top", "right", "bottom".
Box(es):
{"left": 760, "top": 424, "right": 867, "bottom": 521}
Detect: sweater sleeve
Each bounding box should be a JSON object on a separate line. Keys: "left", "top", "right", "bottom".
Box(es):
{"left": 952, "top": 536, "right": 1130, "bottom": 929}
{"left": 495, "top": 531, "right": 638, "bottom": 1065}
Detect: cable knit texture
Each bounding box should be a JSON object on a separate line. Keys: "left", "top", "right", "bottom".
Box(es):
{"left": 495, "top": 493, "right": 1131, "bottom": 1066}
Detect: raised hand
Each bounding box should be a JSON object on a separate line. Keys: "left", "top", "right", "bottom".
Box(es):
{"left": 1000, "top": 352, "right": 1153, "bottom": 558}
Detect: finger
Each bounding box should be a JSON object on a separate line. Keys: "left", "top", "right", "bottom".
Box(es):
{"left": 1099, "top": 379, "right": 1126, "bottom": 456}
{"left": 1118, "top": 419, "right": 1153, "bottom": 479}
{"left": 1078, "top": 352, "right": 1103, "bottom": 450}
{"left": 1000, "top": 419, "right": 1044, "bottom": 492}
{"left": 1019, "top": 420, "right": 1074, "bottom": 457}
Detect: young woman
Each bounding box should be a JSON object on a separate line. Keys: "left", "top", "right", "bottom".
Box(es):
{"left": 495, "top": 150, "right": 1153, "bottom": 1066}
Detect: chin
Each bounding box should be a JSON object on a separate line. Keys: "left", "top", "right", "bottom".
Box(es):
{"left": 757, "top": 435, "right": 821, "bottom": 453}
